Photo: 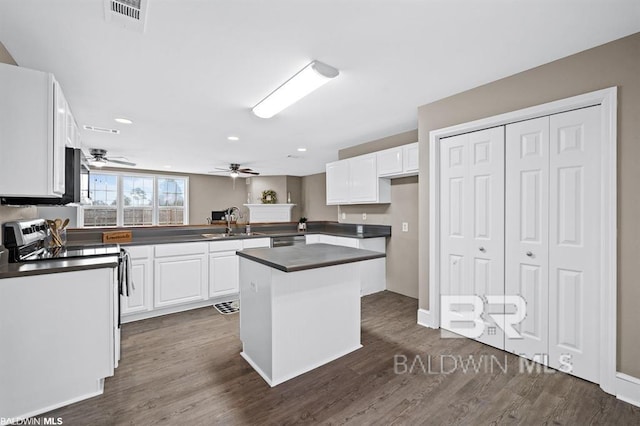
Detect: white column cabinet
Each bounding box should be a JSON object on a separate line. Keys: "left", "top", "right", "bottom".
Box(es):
{"left": 153, "top": 242, "right": 208, "bottom": 308}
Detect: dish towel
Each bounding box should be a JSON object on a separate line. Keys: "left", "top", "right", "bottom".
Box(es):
{"left": 119, "top": 248, "right": 135, "bottom": 296}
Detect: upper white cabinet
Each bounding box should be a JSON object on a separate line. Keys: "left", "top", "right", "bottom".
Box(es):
{"left": 0, "top": 63, "right": 71, "bottom": 197}
{"left": 326, "top": 154, "right": 391, "bottom": 205}
{"left": 326, "top": 160, "right": 350, "bottom": 204}
{"left": 377, "top": 142, "right": 419, "bottom": 178}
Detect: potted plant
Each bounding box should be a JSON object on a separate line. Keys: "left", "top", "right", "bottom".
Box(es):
{"left": 298, "top": 217, "right": 307, "bottom": 232}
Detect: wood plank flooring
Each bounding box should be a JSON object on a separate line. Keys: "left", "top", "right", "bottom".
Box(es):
{"left": 39, "top": 291, "right": 640, "bottom": 425}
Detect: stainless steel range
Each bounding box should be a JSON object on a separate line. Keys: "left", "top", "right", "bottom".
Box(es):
{"left": 2, "top": 219, "right": 120, "bottom": 262}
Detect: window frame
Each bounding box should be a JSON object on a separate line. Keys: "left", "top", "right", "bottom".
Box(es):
{"left": 81, "top": 170, "right": 189, "bottom": 227}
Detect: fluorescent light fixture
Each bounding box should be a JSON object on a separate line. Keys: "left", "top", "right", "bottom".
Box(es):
{"left": 227, "top": 136, "right": 239, "bottom": 141}
{"left": 114, "top": 117, "right": 133, "bottom": 124}
{"left": 297, "top": 147, "right": 307, "bottom": 152}
{"left": 230, "top": 170, "right": 239, "bottom": 179}
{"left": 252, "top": 60, "right": 339, "bottom": 119}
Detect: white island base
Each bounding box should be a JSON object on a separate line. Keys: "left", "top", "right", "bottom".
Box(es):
{"left": 239, "top": 258, "right": 361, "bottom": 386}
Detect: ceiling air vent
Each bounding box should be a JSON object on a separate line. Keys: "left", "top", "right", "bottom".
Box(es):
{"left": 104, "top": 0, "right": 148, "bottom": 33}
{"left": 83, "top": 125, "right": 120, "bottom": 135}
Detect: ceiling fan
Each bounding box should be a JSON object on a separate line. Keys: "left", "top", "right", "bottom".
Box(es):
{"left": 209, "top": 163, "right": 260, "bottom": 178}
{"left": 87, "top": 148, "right": 136, "bottom": 168}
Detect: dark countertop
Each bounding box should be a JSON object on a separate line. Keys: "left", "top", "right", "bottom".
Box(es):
{"left": 0, "top": 256, "right": 119, "bottom": 279}
{"left": 236, "top": 243, "right": 386, "bottom": 273}
{"left": 65, "top": 222, "right": 391, "bottom": 247}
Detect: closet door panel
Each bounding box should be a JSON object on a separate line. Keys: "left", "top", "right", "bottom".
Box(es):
{"left": 440, "top": 128, "right": 504, "bottom": 350}
{"left": 469, "top": 128, "right": 505, "bottom": 349}
{"left": 505, "top": 116, "right": 550, "bottom": 363}
{"left": 548, "top": 106, "right": 601, "bottom": 383}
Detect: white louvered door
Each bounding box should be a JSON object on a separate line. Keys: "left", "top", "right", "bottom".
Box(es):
{"left": 440, "top": 127, "right": 505, "bottom": 350}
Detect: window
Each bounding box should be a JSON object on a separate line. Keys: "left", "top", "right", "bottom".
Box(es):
{"left": 82, "top": 172, "right": 188, "bottom": 227}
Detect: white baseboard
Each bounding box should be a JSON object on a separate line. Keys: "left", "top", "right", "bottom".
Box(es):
{"left": 417, "top": 308, "right": 438, "bottom": 329}
{"left": 616, "top": 372, "right": 640, "bottom": 407}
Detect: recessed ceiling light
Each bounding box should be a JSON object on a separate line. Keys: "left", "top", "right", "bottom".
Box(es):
{"left": 227, "top": 136, "right": 239, "bottom": 141}
{"left": 297, "top": 147, "right": 307, "bottom": 152}
{"left": 114, "top": 118, "right": 133, "bottom": 124}
{"left": 163, "top": 165, "right": 172, "bottom": 169}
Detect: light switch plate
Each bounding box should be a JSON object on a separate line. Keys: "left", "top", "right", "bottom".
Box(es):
{"left": 362, "top": 213, "right": 367, "bottom": 221}
{"left": 341, "top": 212, "right": 346, "bottom": 220}
{"left": 402, "top": 222, "right": 409, "bottom": 232}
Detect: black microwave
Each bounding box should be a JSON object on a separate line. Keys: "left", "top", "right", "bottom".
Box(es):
{"left": 1, "top": 147, "right": 90, "bottom": 205}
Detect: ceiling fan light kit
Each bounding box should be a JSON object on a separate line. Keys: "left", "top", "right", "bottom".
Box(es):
{"left": 252, "top": 60, "right": 339, "bottom": 119}
{"left": 88, "top": 148, "right": 137, "bottom": 167}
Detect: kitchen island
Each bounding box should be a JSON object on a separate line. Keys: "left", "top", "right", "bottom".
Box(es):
{"left": 237, "top": 243, "right": 386, "bottom": 386}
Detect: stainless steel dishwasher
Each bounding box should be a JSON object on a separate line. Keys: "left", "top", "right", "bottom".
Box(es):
{"left": 271, "top": 235, "right": 306, "bottom": 247}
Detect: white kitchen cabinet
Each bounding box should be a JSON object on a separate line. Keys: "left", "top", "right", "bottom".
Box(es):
{"left": 121, "top": 245, "right": 153, "bottom": 315}
{"left": 305, "top": 235, "right": 387, "bottom": 295}
{"left": 326, "top": 154, "right": 391, "bottom": 205}
{"left": 0, "top": 267, "right": 117, "bottom": 419}
{"left": 0, "top": 63, "right": 68, "bottom": 197}
{"left": 209, "top": 240, "right": 242, "bottom": 298}
{"left": 153, "top": 242, "right": 208, "bottom": 308}
{"left": 242, "top": 237, "right": 271, "bottom": 249}
{"left": 326, "top": 160, "right": 350, "bottom": 204}
{"left": 377, "top": 142, "right": 419, "bottom": 178}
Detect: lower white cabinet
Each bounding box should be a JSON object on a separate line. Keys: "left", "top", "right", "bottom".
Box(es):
{"left": 209, "top": 240, "right": 242, "bottom": 298}
{"left": 305, "top": 235, "right": 387, "bottom": 296}
{"left": 121, "top": 245, "right": 153, "bottom": 315}
{"left": 153, "top": 242, "right": 208, "bottom": 308}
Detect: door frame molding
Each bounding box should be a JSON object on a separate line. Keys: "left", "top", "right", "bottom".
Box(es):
{"left": 425, "top": 87, "right": 617, "bottom": 394}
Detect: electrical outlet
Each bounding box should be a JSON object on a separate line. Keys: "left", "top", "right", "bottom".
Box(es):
{"left": 362, "top": 213, "right": 367, "bottom": 221}
{"left": 402, "top": 222, "right": 409, "bottom": 232}
{"left": 341, "top": 212, "right": 346, "bottom": 220}
{"left": 250, "top": 281, "right": 258, "bottom": 292}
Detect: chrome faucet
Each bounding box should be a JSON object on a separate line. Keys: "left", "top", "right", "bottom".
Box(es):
{"left": 225, "top": 206, "right": 242, "bottom": 234}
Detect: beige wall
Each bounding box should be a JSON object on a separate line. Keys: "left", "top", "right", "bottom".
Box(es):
{"left": 247, "top": 176, "right": 286, "bottom": 205}
{"left": 285, "top": 176, "right": 303, "bottom": 221}
{"left": 338, "top": 131, "right": 419, "bottom": 299}
{"left": 417, "top": 32, "right": 640, "bottom": 376}
{"left": 0, "top": 41, "right": 17, "bottom": 66}
{"left": 300, "top": 173, "right": 338, "bottom": 221}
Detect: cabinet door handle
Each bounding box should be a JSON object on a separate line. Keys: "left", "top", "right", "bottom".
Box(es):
{"left": 479, "top": 247, "right": 486, "bottom": 252}
{"left": 526, "top": 251, "right": 533, "bottom": 257}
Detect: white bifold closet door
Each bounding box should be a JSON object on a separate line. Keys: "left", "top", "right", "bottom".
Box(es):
{"left": 439, "top": 127, "right": 505, "bottom": 349}
{"left": 505, "top": 106, "right": 601, "bottom": 383}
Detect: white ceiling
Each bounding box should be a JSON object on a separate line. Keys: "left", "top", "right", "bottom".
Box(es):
{"left": 1, "top": 0, "right": 639, "bottom": 176}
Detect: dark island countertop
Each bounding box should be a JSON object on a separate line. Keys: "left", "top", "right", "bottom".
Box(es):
{"left": 236, "top": 243, "right": 386, "bottom": 273}
{"left": 0, "top": 256, "right": 119, "bottom": 279}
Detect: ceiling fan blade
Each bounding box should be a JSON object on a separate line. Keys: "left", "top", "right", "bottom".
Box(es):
{"left": 240, "top": 170, "right": 260, "bottom": 175}
{"left": 214, "top": 167, "right": 231, "bottom": 171}
{"left": 207, "top": 171, "right": 229, "bottom": 174}
{"left": 106, "top": 158, "right": 137, "bottom": 166}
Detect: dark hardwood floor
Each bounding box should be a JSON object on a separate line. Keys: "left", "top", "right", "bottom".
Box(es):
{"left": 40, "top": 291, "right": 640, "bottom": 425}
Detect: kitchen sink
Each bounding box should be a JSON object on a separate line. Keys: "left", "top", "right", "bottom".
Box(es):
{"left": 201, "top": 232, "right": 266, "bottom": 239}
